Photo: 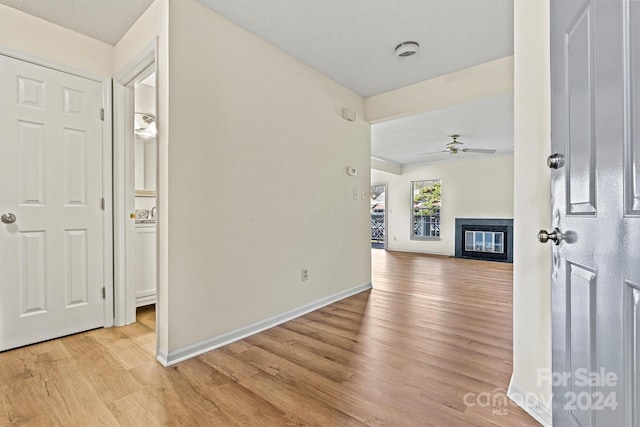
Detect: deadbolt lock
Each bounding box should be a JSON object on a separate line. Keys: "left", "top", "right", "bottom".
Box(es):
{"left": 547, "top": 153, "right": 565, "bottom": 169}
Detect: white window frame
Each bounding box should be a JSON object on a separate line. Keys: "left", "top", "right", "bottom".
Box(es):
{"left": 410, "top": 179, "right": 441, "bottom": 241}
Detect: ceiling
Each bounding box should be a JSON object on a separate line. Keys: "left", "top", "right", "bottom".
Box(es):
{"left": 197, "top": 0, "right": 513, "bottom": 98}
{"left": 372, "top": 93, "right": 514, "bottom": 166}
{"left": 0, "top": 0, "right": 513, "bottom": 97}
{"left": 1, "top": 0, "right": 514, "bottom": 166}
{"left": 0, "top": 0, "right": 153, "bottom": 45}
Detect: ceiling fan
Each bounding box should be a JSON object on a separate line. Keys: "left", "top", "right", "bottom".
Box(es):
{"left": 419, "top": 134, "right": 496, "bottom": 156}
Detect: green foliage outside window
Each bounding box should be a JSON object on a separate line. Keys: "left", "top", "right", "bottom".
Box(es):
{"left": 413, "top": 180, "right": 441, "bottom": 216}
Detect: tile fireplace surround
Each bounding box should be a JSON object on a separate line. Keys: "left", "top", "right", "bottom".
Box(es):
{"left": 454, "top": 218, "right": 513, "bottom": 263}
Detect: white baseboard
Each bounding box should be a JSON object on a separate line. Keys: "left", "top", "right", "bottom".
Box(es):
{"left": 156, "top": 347, "right": 168, "bottom": 365}
{"left": 385, "top": 248, "right": 453, "bottom": 257}
{"left": 156, "top": 282, "right": 373, "bottom": 367}
{"left": 135, "top": 294, "right": 156, "bottom": 307}
{"left": 507, "top": 375, "right": 552, "bottom": 427}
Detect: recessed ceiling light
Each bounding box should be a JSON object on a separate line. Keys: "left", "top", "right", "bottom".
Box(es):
{"left": 395, "top": 41, "right": 420, "bottom": 62}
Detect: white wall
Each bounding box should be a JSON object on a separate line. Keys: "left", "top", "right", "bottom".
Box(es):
{"left": 166, "top": 0, "right": 371, "bottom": 352}
{"left": 135, "top": 83, "right": 156, "bottom": 115}
{"left": 372, "top": 155, "right": 514, "bottom": 255}
{"left": 366, "top": 56, "right": 514, "bottom": 124}
{"left": 0, "top": 3, "right": 112, "bottom": 75}
{"left": 511, "top": 0, "right": 552, "bottom": 419}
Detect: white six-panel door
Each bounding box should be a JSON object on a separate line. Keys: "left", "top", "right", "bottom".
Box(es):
{"left": 550, "top": 1, "right": 640, "bottom": 425}
{"left": 0, "top": 55, "right": 105, "bottom": 351}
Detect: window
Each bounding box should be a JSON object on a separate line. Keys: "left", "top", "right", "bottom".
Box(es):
{"left": 411, "top": 179, "right": 441, "bottom": 239}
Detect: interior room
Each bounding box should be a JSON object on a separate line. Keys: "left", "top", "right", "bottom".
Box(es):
{"left": 133, "top": 73, "right": 157, "bottom": 309}
{"left": 0, "top": 1, "right": 596, "bottom": 426}
{"left": 370, "top": 92, "right": 514, "bottom": 256}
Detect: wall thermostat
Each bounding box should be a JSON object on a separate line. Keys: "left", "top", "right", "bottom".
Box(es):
{"left": 347, "top": 166, "right": 358, "bottom": 176}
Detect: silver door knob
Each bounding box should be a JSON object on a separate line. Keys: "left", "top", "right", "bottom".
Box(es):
{"left": 1, "top": 213, "right": 16, "bottom": 224}
{"left": 538, "top": 228, "right": 563, "bottom": 245}
{"left": 547, "top": 153, "right": 565, "bottom": 169}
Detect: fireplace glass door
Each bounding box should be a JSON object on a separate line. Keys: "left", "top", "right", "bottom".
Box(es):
{"left": 464, "top": 231, "right": 505, "bottom": 254}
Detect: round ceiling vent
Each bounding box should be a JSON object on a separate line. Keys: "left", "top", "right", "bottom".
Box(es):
{"left": 395, "top": 41, "right": 420, "bottom": 62}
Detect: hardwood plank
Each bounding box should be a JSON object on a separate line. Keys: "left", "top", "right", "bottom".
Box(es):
{"left": 194, "top": 381, "right": 303, "bottom": 427}
{"left": 135, "top": 305, "right": 156, "bottom": 330}
{"left": 42, "top": 373, "right": 121, "bottom": 426}
{"left": 261, "top": 326, "right": 361, "bottom": 367}
{"left": 67, "top": 349, "right": 142, "bottom": 406}
{"left": 229, "top": 342, "right": 411, "bottom": 425}
{"left": 90, "top": 328, "right": 151, "bottom": 370}
{"left": 237, "top": 371, "right": 368, "bottom": 427}
{"left": 245, "top": 330, "right": 356, "bottom": 383}
{"left": 2, "top": 375, "right": 54, "bottom": 425}
{"left": 198, "top": 345, "right": 261, "bottom": 382}
{"left": 108, "top": 381, "right": 236, "bottom": 427}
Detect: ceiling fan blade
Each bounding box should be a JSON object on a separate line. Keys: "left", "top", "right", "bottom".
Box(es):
{"left": 418, "top": 149, "right": 449, "bottom": 156}
{"left": 461, "top": 148, "right": 496, "bottom": 154}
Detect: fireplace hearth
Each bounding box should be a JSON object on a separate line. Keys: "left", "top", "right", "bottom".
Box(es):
{"left": 454, "top": 218, "right": 513, "bottom": 263}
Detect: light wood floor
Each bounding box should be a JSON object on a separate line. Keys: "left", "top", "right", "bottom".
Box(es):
{"left": 0, "top": 250, "right": 539, "bottom": 426}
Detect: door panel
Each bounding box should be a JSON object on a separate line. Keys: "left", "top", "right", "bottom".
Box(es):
{"left": 565, "top": 1, "right": 596, "bottom": 215}
{"left": 625, "top": 280, "right": 640, "bottom": 425}
{"left": 19, "top": 230, "right": 47, "bottom": 316}
{"left": 566, "top": 262, "right": 596, "bottom": 427}
{"left": 551, "top": 0, "right": 633, "bottom": 426}
{"left": 626, "top": 0, "right": 640, "bottom": 215}
{"left": 0, "top": 54, "right": 104, "bottom": 351}
{"left": 18, "top": 120, "right": 46, "bottom": 205}
{"left": 63, "top": 128, "right": 88, "bottom": 206}
{"left": 65, "top": 229, "right": 89, "bottom": 307}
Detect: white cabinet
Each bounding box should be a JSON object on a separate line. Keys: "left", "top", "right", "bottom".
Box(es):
{"left": 134, "top": 223, "right": 156, "bottom": 306}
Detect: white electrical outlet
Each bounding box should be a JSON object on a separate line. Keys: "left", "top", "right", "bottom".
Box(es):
{"left": 301, "top": 268, "right": 309, "bottom": 281}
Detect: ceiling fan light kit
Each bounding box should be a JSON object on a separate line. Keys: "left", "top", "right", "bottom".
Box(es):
{"left": 395, "top": 41, "right": 420, "bottom": 62}
{"left": 418, "top": 134, "right": 497, "bottom": 157}
{"left": 134, "top": 112, "right": 157, "bottom": 139}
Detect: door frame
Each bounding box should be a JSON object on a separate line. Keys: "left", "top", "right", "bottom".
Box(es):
{"left": 0, "top": 44, "right": 114, "bottom": 327}
{"left": 112, "top": 39, "right": 157, "bottom": 326}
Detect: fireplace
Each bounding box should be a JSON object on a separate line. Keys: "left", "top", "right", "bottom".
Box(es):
{"left": 454, "top": 218, "right": 513, "bottom": 263}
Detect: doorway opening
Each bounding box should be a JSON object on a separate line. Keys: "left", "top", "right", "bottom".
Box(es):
{"left": 370, "top": 183, "right": 387, "bottom": 249}
{"left": 132, "top": 74, "right": 157, "bottom": 310}
{"left": 112, "top": 40, "right": 158, "bottom": 359}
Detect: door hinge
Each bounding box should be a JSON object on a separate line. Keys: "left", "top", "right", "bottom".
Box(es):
{"left": 102, "top": 287, "right": 106, "bottom": 299}
{"left": 101, "top": 197, "right": 105, "bottom": 210}
{"left": 100, "top": 108, "right": 105, "bottom": 121}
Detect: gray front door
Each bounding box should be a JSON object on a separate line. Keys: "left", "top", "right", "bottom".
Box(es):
{"left": 550, "top": 0, "right": 639, "bottom": 425}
